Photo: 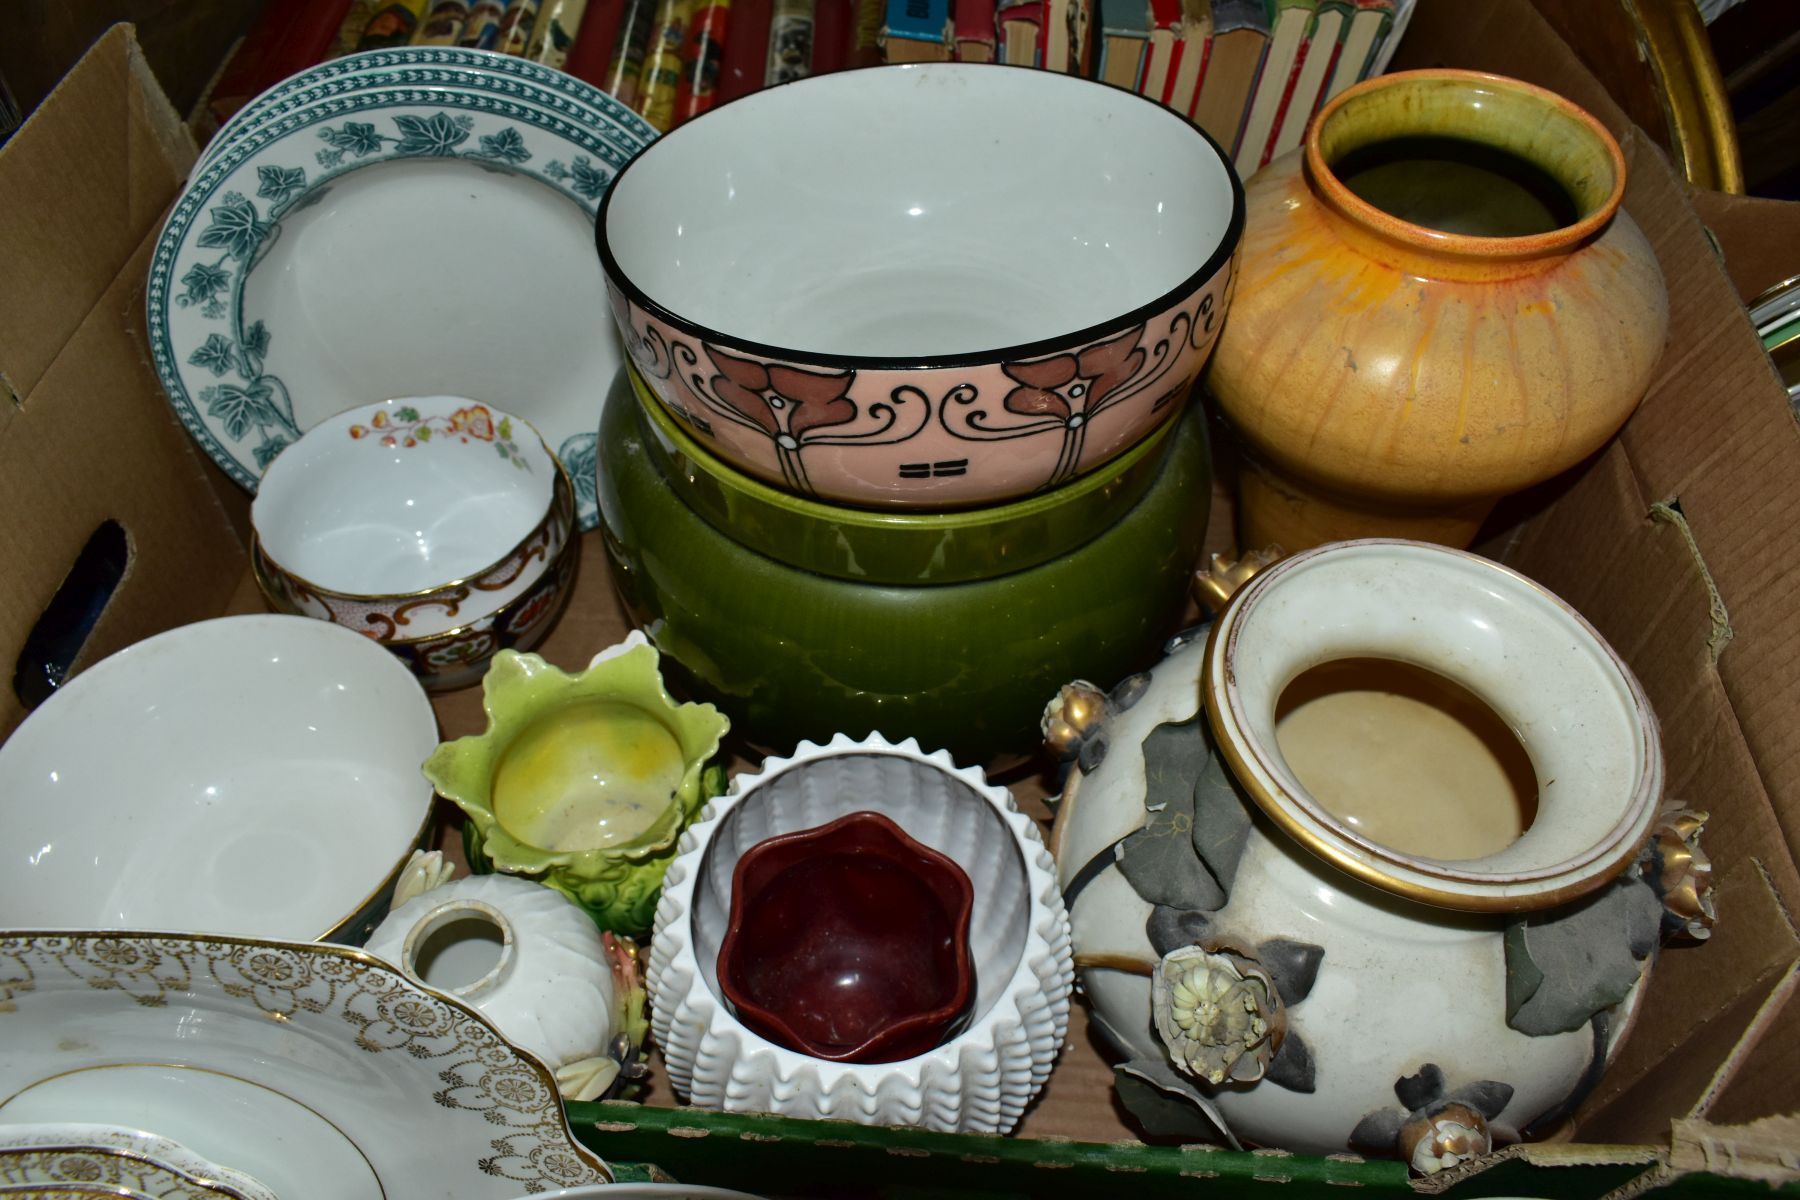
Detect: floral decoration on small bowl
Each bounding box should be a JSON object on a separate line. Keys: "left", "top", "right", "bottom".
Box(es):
{"left": 426, "top": 634, "right": 730, "bottom": 935}
{"left": 348, "top": 401, "right": 531, "bottom": 469}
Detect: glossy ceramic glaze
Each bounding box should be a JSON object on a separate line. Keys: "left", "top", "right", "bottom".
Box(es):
{"left": 1208, "top": 70, "right": 1668, "bottom": 550}
{"left": 649, "top": 734, "right": 1073, "bottom": 1133}
{"left": 256, "top": 517, "right": 581, "bottom": 692}
{"left": 364, "top": 868, "right": 633, "bottom": 1101}
{"left": 719, "top": 811, "right": 975, "bottom": 1063}
{"left": 426, "top": 637, "right": 730, "bottom": 935}
{"left": 596, "top": 367, "right": 1212, "bottom": 768}
{"left": 0, "top": 934, "right": 611, "bottom": 1195}
{"left": 0, "top": 615, "right": 438, "bottom": 942}
{"left": 149, "top": 69, "right": 656, "bottom": 530}
{"left": 600, "top": 63, "right": 1240, "bottom": 508}
{"left": 627, "top": 364, "right": 1178, "bottom": 584}
{"left": 253, "top": 397, "right": 571, "bottom": 638}
{"left": 1050, "top": 542, "right": 1666, "bottom": 1159}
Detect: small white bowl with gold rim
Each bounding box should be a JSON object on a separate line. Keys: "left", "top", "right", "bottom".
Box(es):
{"left": 252, "top": 395, "right": 576, "bottom": 687}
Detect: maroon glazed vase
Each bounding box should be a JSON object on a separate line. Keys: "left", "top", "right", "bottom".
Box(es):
{"left": 717, "top": 810, "right": 976, "bottom": 1064}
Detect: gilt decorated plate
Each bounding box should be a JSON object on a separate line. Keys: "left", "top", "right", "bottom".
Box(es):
{"left": 0, "top": 933, "right": 611, "bottom": 1198}
{"left": 149, "top": 79, "right": 654, "bottom": 530}
{"left": 0, "top": 1122, "right": 275, "bottom": 1200}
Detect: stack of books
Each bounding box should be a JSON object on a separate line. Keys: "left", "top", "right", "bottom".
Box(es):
{"left": 1098, "top": 0, "right": 1417, "bottom": 174}
{"left": 204, "top": 0, "right": 1413, "bottom": 156}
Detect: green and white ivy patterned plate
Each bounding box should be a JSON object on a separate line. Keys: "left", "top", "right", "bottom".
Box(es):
{"left": 0, "top": 933, "right": 612, "bottom": 1197}
{"left": 150, "top": 80, "right": 654, "bottom": 530}
{"left": 199, "top": 46, "right": 650, "bottom": 176}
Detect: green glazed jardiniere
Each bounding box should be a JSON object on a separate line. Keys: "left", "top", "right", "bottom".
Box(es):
{"left": 425, "top": 642, "right": 729, "bottom": 936}
{"left": 595, "top": 370, "right": 1212, "bottom": 768}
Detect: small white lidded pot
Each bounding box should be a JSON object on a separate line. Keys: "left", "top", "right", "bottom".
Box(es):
{"left": 364, "top": 858, "right": 645, "bottom": 1102}
{"left": 648, "top": 733, "right": 1074, "bottom": 1135}
{"left": 252, "top": 397, "right": 577, "bottom": 689}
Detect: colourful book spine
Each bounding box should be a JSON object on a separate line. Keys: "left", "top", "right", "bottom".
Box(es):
{"left": 496, "top": 0, "right": 543, "bottom": 53}
{"left": 606, "top": 0, "right": 658, "bottom": 104}
{"left": 849, "top": 0, "right": 886, "bottom": 65}
{"left": 526, "top": 0, "right": 593, "bottom": 62}
{"left": 1190, "top": 0, "right": 1268, "bottom": 151}
{"left": 1095, "top": 0, "right": 1146, "bottom": 88}
{"left": 638, "top": 0, "right": 691, "bottom": 130}
{"left": 1043, "top": 0, "right": 1092, "bottom": 72}
{"left": 765, "top": 0, "right": 817, "bottom": 83}
{"left": 1137, "top": 0, "right": 1180, "bottom": 104}
{"left": 674, "top": 0, "right": 732, "bottom": 122}
{"left": 1235, "top": 0, "right": 1315, "bottom": 174}
{"left": 1322, "top": 0, "right": 1392, "bottom": 101}
{"left": 356, "top": 0, "right": 433, "bottom": 49}
{"left": 412, "top": 0, "right": 472, "bottom": 44}
{"left": 1162, "top": 0, "right": 1211, "bottom": 115}
{"left": 880, "top": 0, "right": 952, "bottom": 61}
{"left": 994, "top": 0, "right": 1043, "bottom": 66}
{"left": 812, "top": 0, "right": 851, "bottom": 73}
{"left": 330, "top": 0, "right": 387, "bottom": 57}
{"left": 563, "top": 0, "right": 627, "bottom": 84}
{"left": 1269, "top": 0, "right": 1348, "bottom": 157}
{"left": 716, "top": 0, "right": 772, "bottom": 101}
{"left": 210, "top": 0, "right": 354, "bottom": 126}
{"left": 953, "top": 0, "right": 997, "bottom": 61}
{"left": 458, "top": 0, "right": 509, "bottom": 44}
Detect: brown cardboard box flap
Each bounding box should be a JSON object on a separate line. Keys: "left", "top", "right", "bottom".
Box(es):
{"left": 1661, "top": 1113, "right": 1800, "bottom": 1190}
{"left": 0, "top": 24, "right": 245, "bottom": 735}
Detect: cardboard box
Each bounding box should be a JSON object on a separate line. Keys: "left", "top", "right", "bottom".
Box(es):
{"left": 3, "top": 8, "right": 1798, "bottom": 1195}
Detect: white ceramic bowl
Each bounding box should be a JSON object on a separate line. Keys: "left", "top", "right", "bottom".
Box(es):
{"left": 600, "top": 62, "right": 1242, "bottom": 509}
{"left": 251, "top": 397, "right": 578, "bottom": 687}
{"left": 648, "top": 733, "right": 1073, "bottom": 1134}
{"left": 0, "top": 615, "right": 439, "bottom": 942}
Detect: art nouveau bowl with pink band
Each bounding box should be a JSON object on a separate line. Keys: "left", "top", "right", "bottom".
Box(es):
{"left": 597, "top": 62, "right": 1243, "bottom": 509}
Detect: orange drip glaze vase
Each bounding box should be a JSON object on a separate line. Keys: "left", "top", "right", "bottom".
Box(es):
{"left": 1208, "top": 70, "right": 1669, "bottom": 551}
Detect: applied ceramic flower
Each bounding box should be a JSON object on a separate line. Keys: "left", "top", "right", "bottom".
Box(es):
{"left": 425, "top": 636, "right": 729, "bottom": 935}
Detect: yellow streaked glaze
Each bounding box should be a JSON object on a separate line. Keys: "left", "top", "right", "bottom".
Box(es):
{"left": 1210, "top": 70, "right": 1669, "bottom": 551}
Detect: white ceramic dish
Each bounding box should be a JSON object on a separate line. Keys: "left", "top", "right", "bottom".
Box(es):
{"left": 0, "top": 933, "right": 611, "bottom": 1197}
{"left": 151, "top": 77, "right": 655, "bottom": 530}
{"left": 0, "top": 1123, "right": 274, "bottom": 1200}
{"left": 253, "top": 396, "right": 566, "bottom": 639}
{"left": 0, "top": 615, "right": 438, "bottom": 943}
{"left": 648, "top": 733, "right": 1073, "bottom": 1135}
{"left": 199, "top": 46, "right": 652, "bottom": 176}
{"left": 364, "top": 869, "right": 626, "bottom": 1101}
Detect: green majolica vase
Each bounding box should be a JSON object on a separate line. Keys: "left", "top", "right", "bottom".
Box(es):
{"left": 427, "top": 641, "right": 729, "bottom": 935}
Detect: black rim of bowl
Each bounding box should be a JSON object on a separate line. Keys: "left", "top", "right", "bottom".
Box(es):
{"left": 596, "top": 62, "right": 1247, "bottom": 373}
